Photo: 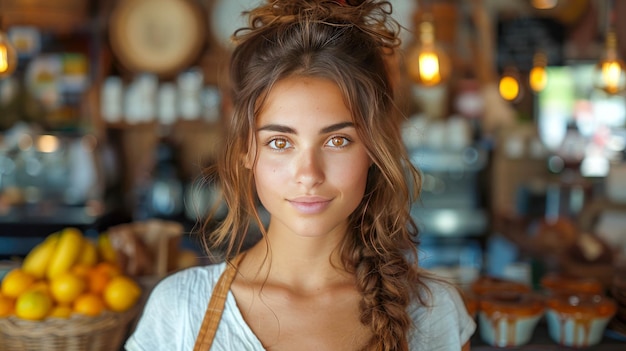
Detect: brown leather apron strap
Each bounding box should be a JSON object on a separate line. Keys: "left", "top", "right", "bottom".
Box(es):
{"left": 193, "top": 254, "right": 244, "bottom": 351}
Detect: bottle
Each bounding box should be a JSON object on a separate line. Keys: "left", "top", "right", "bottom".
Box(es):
{"left": 134, "top": 138, "right": 185, "bottom": 220}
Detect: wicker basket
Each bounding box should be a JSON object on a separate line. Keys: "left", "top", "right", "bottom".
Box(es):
{"left": 0, "top": 305, "right": 139, "bottom": 351}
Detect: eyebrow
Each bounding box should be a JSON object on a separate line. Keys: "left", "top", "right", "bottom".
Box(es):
{"left": 257, "top": 122, "right": 355, "bottom": 134}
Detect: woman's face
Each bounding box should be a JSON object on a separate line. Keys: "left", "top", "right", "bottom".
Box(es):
{"left": 250, "top": 76, "right": 371, "bottom": 239}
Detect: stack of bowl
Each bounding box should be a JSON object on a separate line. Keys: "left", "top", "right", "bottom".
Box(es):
{"left": 471, "top": 276, "right": 544, "bottom": 347}
{"left": 541, "top": 273, "right": 617, "bottom": 348}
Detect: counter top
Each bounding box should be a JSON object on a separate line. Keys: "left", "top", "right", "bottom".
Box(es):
{"left": 471, "top": 320, "right": 626, "bottom": 350}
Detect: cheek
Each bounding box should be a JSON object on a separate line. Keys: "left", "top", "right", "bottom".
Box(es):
{"left": 253, "top": 158, "right": 284, "bottom": 195}
{"left": 333, "top": 153, "right": 371, "bottom": 191}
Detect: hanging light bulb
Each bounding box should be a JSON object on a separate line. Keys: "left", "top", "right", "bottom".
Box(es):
{"left": 406, "top": 17, "right": 451, "bottom": 87}
{"left": 0, "top": 30, "right": 17, "bottom": 79}
{"left": 499, "top": 66, "right": 523, "bottom": 102}
{"left": 529, "top": 51, "right": 548, "bottom": 93}
{"left": 531, "top": 0, "right": 558, "bottom": 10}
{"left": 593, "top": 30, "right": 626, "bottom": 94}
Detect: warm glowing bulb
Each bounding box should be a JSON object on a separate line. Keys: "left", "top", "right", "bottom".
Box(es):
{"left": 594, "top": 31, "right": 626, "bottom": 94}
{"left": 0, "top": 46, "right": 8, "bottom": 72}
{"left": 530, "top": 52, "right": 548, "bottom": 93}
{"left": 529, "top": 66, "right": 547, "bottom": 92}
{"left": 603, "top": 61, "right": 621, "bottom": 87}
{"left": 406, "top": 18, "right": 451, "bottom": 87}
{"left": 0, "top": 32, "right": 17, "bottom": 78}
{"left": 418, "top": 52, "right": 441, "bottom": 85}
{"left": 499, "top": 74, "right": 521, "bottom": 101}
{"left": 531, "top": 0, "right": 558, "bottom": 10}
{"left": 596, "top": 60, "right": 626, "bottom": 94}
{"left": 407, "top": 45, "right": 450, "bottom": 86}
{"left": 37, "top": 135, "right": 60, "bottom": 153}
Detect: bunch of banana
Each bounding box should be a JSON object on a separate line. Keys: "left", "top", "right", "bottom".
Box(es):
{"left": 21, "top": 228, "right": 105, "bottom": 279}
{"left": 97, "top": 231, "right": 117, "bottom": 264}
{"left": 21, "top": 232, "right": 59, "bottom": 279}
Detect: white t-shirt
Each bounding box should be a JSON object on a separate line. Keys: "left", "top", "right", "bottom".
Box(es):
{"left": 125, "top": 262, "right": 476, "bottom": 351}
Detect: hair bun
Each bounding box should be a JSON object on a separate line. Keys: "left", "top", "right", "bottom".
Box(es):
{"left": 234, "top": 0, "right": 401, "bottom": 49}
{"left": 339, "top": 0, "right": 367, "bottom": 5}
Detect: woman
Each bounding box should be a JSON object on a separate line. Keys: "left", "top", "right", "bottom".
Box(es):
{"left": 126, "top": 1, "right": 475, "bottom": 350}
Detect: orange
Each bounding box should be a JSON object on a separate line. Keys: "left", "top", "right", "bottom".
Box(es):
{"left": 48, "top": 304, "right": 73, "bottom": 318}
{"left": 1, "top": 268, "right": 36, "bottom": 298}
{"left": 87, "top": 269, "right": 111, "bottom": 295}
{"left": 71, "top": 264, "right": 91, "bottom": 278}
{"left": 27, "top": 280, "right": 51, "bottom": 296}
{"left": 94, "top": 261, "right": 122, "bottom": 277}
{"left": 103, "top": 276, "right": 141, "bottom": 312}
{"left": 15, "top": 290, "right": 52, "bottom": 320}
{"left": 73, "top": 293, "right": 105, "bottom": 317}
{"left": 50, "top": 272, "right": 86, "bottom": 304}
{"left": 0, "top": 292, "right": 15, "bottom": 317}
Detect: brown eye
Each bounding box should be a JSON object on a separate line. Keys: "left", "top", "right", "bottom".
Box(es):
{"left": 327, "top": 136, "right": 350, "bottom": 148}
{"left": 269, "top": 138, "right": 290, "bottom": 150}
{"left": 331, "top": 137, "right": 344, "bottom": 146}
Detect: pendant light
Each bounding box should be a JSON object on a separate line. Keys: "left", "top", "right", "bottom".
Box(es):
{"left": 593, "top": 0, "right": 625, "bottom": 94}
{"left": 406, "top": 13, "right": 451, "bottom": 87}
{"left": 529, "top": 51, "right": 548, "bottom": 93}
{"left": 530, "top": 0, "right": 558, "bottom": 10}
{"left": 0, "top": 21, "right": 17, "bottom": 79}
{"left": 594, "top": 30, "right": 625, "bottom": 94}
{"left": 499, "top": 66, "right": 523, "bottom": 102}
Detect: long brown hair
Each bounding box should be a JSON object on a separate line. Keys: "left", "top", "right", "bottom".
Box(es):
{"left": 202, "top": 1, "right": 426, "bottom": 350}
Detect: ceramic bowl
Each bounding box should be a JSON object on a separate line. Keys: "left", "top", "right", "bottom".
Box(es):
{"left": 471, "top": 275, "right": 531, "bottom": 297}
{"left": 545, "top": 293, "right": 617, "bottom": 348}
{"left": 478, "top": 291, "right": 544, "bottom": 347}
{"left": 541, "top": 273, "right": 604, "bottom": 296}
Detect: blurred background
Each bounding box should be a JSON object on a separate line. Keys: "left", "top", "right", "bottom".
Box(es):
{"left": 0, "top": 0, "right": 624, "bottom": 280}
{"left": 0, "top": 0, "right": 625, "bottom": 348}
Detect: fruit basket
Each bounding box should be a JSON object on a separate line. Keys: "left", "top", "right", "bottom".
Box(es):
{"left": 0, "top": 305, "right": 139, "bottom": 351}
{"left": 0, "top": 227, "right": 146, "bottom": 351}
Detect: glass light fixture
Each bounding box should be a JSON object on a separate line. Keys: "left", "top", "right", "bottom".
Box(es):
{"left": 406, "top": 17, "right": 451, "bottom": 87}
{"left": 36, "top": 135, "right": 60, "bottom": 153}
{"left": 0, "top": 30, "right": 17, "bottom": 79}
{"left": 593, "top": 30, "right": 626, "bottom": 94}
{"left": 531, "top": 0, "right": 558, "bottom": 10}
{"left": 499, "top": 67, "right": 523, "bottom": 102}
{"left": 529, "top": 52, "right": 548, "bottom": 93}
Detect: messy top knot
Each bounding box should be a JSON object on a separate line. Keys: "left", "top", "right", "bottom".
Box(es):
{"left": 232, "top": 0, "right": 401, "bottom": 50}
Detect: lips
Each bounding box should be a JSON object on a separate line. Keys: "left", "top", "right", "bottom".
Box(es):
{"left": 287, "top": 196, "right": 332, "bottom": 214}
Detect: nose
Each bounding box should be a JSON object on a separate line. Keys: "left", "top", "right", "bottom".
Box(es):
{"left": 293, "top": 148, "right": 325, "bottom": 188}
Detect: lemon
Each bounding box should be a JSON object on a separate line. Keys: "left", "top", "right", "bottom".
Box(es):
{"left": 103, "top": 276, "right": 141, "bottom": 312}
{"left": 50, "top": 272, "right": 86, "bottom": 304}
{"left": 1, "top": 268, "right": 36, "bottom": 298}
{"left": 15, "top": 290, "right": 52, "bottom": 320}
